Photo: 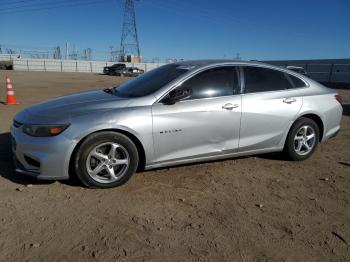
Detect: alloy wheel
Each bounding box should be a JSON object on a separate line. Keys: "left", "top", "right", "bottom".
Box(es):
{"left": 293, "top": 125, "right": 316, "bottom": 156}
{"left": 86, "top": 142, "right": 130, "bottom": 183}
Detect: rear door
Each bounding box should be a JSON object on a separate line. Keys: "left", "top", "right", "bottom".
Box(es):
{"left": 239, "top": 66, "right": 303, "bottom": 152}
{"left": 152, "top": 66, "right": 242, "bottom": 164}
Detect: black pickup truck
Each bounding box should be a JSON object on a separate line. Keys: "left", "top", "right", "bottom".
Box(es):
{"left": 0, "top": 60, "right": 13, "bottom": 70}
{"left": 103, "top": 63, "right": 126, "bottom": 75}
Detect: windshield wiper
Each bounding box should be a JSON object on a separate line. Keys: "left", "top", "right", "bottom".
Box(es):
{"left": 103, "top": 88, "right": 113, "bottom": 94}
{"left": 103, "top": 88, "right": 120, "bottom": 96}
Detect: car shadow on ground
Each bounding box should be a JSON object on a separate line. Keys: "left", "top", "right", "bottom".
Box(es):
{"left": 343, "top": 104, "right": 350, "bottom": 117}
{"left": 256, "top": 152, "right": 288, "bottom": 161}
{"left": 141, "top": 156, "right": 251, "bottom": 175}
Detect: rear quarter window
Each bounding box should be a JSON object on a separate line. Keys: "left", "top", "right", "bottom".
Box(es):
{"left": 287, "top": 74, "right": 307, "bottom": 88}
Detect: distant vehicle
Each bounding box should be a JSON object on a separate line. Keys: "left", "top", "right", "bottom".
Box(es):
{"left": 0, "top": 55, "right": 16, "bottom": 70}
{"left": 103, "top": 63, "right": 126, "bottom": 75}
{"left": 0, "top": 60, "right": 13, "bottom": 70}
{"left": 120, "top": 67, "right": 144, "bottom": 77}
{"left": 287, "top": 66, "right": 309, "bottom": 76}
{"left": 12, "top": 60, "right": 342, "bottom": 188}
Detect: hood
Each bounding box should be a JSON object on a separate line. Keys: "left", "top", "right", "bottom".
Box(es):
{"left": 15, "top": 90, "right": 131, "bottom": 124}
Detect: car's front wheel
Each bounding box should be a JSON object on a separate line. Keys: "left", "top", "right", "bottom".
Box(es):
{"left": 284, "top": 117, "right": 320, "bottom": 161}
{"left": 75, "top": 132, "right": 139, "bottom": 188}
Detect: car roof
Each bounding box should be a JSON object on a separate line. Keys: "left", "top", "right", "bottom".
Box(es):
{"left": 175, "top": 59, "right": 274, "bottom": 69}
{"left": 286, "top": 66, "right": 305, "bottom": 69}
{"left": 171, "top": 60, "right": 311, "bottom": 83}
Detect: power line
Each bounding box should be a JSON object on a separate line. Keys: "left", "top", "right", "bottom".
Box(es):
{"left": 0, "top": 0, "right": 113, "bottom": 15}
{"left": 0, "top": 0, "right": 110, "bottom": 12}
{"left": 1, "top": 0, "right": 88, "bottom": 11}
{"left": 0, "top": 0, "right": 44, "bottom": 6}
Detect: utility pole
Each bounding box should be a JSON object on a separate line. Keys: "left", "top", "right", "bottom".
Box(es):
{"left": 109, "top": 45, "right": 115, "bottom": 61}
{"left": 234, "top": 53, "right": 241, "bottom": 60}
{"left": 119, "top": 0, "right": 140, "bottom": 62}
{"left": 65, "top": 42, "right": 69, "bottom": 60}
{"left": 53, "top": 46, "right": 61, "bottom": 59}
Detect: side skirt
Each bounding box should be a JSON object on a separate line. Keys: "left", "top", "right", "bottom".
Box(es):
{"left": 145, "top": 147, "right": 283, "bottom": 170}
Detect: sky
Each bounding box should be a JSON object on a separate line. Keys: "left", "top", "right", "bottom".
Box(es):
{"left": 0, "top": 0, "right": 349, "bottom": 61}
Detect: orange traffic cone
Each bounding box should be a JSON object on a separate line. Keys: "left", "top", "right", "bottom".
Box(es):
{"left": 5, "top": 76, "right": 19, "bottom": 105}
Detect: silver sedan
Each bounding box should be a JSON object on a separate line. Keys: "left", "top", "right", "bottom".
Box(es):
{"left": 11, "top": 60, "right": 343, "bottom": 188}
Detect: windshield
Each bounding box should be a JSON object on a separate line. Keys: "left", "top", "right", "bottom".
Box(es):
{"left": 113, "top": 64, "right": 189, "bottom": 98}
{"left": 112, "top": 64, "right": 124, "bottom": 68}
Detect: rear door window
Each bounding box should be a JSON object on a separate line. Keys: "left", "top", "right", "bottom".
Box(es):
{"left": 243, "top": 66, "right": 293, "bottom": 93}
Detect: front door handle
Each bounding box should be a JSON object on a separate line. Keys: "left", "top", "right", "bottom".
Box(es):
{"left": 283, "top": 98, "right": 297, "bottom": 104}
{"left": 222, "top": 103, "right": 239, "bottom": 110}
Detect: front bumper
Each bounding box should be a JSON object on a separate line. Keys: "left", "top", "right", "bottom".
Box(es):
{"left": 11, "top": 125, "right": 77, "bottom": 180}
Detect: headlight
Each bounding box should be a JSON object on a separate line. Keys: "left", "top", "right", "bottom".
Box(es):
{"left": 23, "top": 124, "right": 70, "bottom": 137}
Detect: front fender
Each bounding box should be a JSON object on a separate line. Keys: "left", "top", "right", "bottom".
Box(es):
{"left": 62, "top": 106, "right": 154, "bottom": 168}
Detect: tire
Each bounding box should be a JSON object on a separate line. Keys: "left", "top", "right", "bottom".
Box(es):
{"left": 75, "top": 131, "right": 139, "bottom": 188}
{"left": 284, "top": 117, "right": 320, "bottom": 161}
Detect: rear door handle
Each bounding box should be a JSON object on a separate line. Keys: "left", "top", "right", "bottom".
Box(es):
{"left": 283, "top": 98, "right": 297, "bottom": 104}
{"left": 222, "top": 103, "right": 239, "bottom": 110}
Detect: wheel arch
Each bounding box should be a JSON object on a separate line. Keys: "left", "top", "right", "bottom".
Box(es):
{"left": 68, "top": 128, "right": 146, "bottom": 178}
{"left": 295, "top": 113, "right": 324, "bottom": 142}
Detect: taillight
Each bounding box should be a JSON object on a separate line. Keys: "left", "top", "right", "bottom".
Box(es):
{"left": 335, "top": 94, "right": 343, "bottom": 105}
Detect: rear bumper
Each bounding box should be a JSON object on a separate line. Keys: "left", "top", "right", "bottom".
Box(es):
{"left": 322, "top": 124, "right": 341, "bottom": 142}
{"left": 320, "top": 100, "right": 343, "bottom": 142}
{"left": 329, "top": 128, "right": 340, "bottom": 139}
{"left": 11, "top": 125, "right": 76, "bottom": 180}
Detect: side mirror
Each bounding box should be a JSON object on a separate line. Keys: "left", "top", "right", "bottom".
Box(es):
{"left": 162, "top": 87, "right": 192, "bottom": 105}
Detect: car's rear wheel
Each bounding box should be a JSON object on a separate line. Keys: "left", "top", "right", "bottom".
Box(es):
{"left": 75, "top": 132, "right": 138, "bottom": 188}
{"left": 284, "top": 117, "right": 319, "bottom": 161}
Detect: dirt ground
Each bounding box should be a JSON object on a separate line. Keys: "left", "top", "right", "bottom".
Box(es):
{"left": 0, "top": 70, "right": 349, "bottom": 262}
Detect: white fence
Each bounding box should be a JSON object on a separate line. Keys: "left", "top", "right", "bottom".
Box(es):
{"left": 0, "top": 54, "right": 20, "bottom": 61}
{"left": 13, "top": 59, "right": 164, "bottom": 73}
{"left": 0, "top": 56, "right": 165, "bottom": 73}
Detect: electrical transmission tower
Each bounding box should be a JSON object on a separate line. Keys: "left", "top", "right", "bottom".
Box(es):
{"left": 119, "top": 0, "right": 140, "bottom": 60}
{"left": 53, "top": 46, "right": 62, "bottom": 59}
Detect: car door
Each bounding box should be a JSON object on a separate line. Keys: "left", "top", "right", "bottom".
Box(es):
{"left": 151, "top": 66, "right": 242, "bottom": 164}
{"left": 239, "top": 66, "right": 303, "bottom": 152}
